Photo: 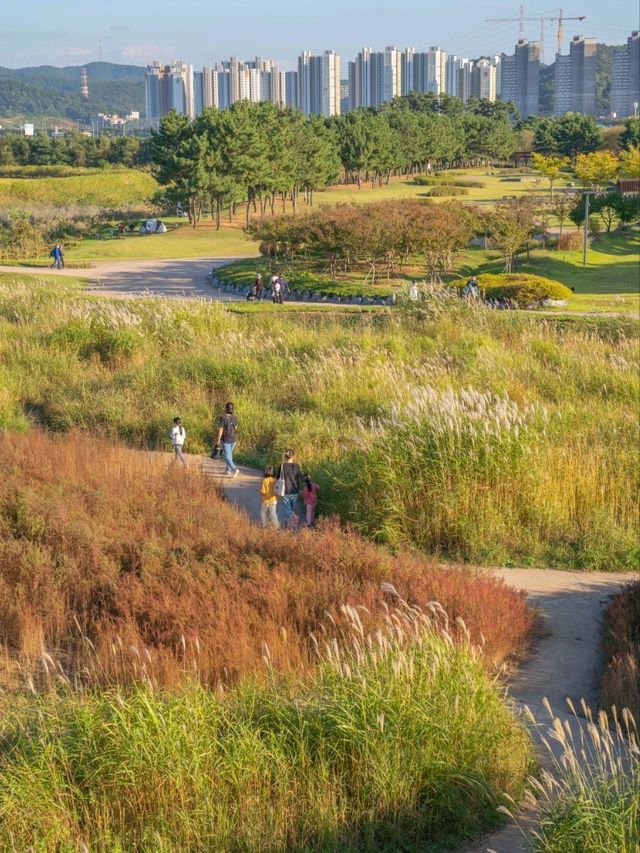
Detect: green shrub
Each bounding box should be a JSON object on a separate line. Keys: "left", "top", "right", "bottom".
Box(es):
{"left": 413, "top": 176, "right": 484, "bottom": 188}
{"left": 428, "top": 186, "right": 469, "bottom": 197}
{"left": 477, "top": 274, "right": 572, "bottom": 307}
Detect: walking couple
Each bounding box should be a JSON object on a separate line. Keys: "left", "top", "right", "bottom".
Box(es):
{"left": 259, "top": 448, "right": 319, "bottom": 531}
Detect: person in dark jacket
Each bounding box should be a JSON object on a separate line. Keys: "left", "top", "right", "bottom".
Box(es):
{"left": 276, "top": 448, "right": 304, "bottom": 527}
{"left": 214, "top": 402, "right": 239, "bottom": 477}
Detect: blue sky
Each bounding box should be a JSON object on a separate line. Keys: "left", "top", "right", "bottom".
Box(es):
{"left": 1, "top": 0, "right": 637, "bottom": 68}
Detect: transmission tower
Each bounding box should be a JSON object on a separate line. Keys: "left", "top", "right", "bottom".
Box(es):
{"left": 81, "top": 67, "right": 89, "bottom": 98}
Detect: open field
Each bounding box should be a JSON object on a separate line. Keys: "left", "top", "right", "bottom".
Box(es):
{"left": 0, "top": 276, "right": 637, "bottom": 569}
{"left": 0, "top": 168, "right": 156, "bottom": 208}
{"left": 0, "top": 430, "right": 533, "bottom": 850}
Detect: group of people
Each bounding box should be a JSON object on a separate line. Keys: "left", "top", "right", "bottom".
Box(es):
{"left": 247, "top": 273, "right": 291, "bottom": 304}
{"left": 407, "top": 274, "right": 480, "bottom": 301}
{"left": 49, "top": 244, "right": 65, "bottom": 269}
{"left": 169, "top": 403, "right": 319, "bottom": 530}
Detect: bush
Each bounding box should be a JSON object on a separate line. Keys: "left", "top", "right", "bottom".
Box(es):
{"left": 414, "top": 176, "right": 485, "bottom": 188}
{"left": 477, "top": 273, "right": 572, "bottom": 307}
{"left": 602, "top": 582, "right": 640, "bottom": 722}
{"left": 557, "top": 231, "right": 583, "bottom": 251}
{"left": 428, "top": 186, "right": 470, "bottom": 196}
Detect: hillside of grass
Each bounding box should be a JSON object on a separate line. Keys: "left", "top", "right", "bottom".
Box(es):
{"left": 0, "top": 429, "right": 533, "bottom": 850}
{"left": 0, "top": 277, "right": 637, "bottom": 569}
{"left": 0, "top": 168, "right": 156, "bottom": 208}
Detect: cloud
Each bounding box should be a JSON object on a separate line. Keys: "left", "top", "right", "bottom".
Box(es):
{"left": 121, "top": 43, "right": 162, "bottom": 62}
{"left": 54, "top": 47, "right": 92, "bottom": 59}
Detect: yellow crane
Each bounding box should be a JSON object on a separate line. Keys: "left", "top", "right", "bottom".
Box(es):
{"left": 486, "top": 8, "right": 586, "bottom": 58}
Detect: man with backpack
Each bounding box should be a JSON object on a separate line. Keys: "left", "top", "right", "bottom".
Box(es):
{"left": 213, "top": 402, "right": 239, "bottom": 477}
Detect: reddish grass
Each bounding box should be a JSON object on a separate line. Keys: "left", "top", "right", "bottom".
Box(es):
{"left": 602, "top": 581, "right": 640, "bottom": 722}
{"left": 0, "top": 430, "right": 534, "bottom": 687}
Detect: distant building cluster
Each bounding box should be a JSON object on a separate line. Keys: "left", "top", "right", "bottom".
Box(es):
{"left": 144, "top": 30, "right": 640, "bottom": 121}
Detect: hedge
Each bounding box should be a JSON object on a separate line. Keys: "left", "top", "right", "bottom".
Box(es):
{"left": 428, "top": 186, "right": 469, "bottom": 197}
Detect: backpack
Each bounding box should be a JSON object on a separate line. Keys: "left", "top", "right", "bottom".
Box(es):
{"left": 275, "top": 463, "right": 287, "bottom": 497}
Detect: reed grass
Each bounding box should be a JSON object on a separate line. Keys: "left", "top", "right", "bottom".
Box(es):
{"left": 530, "top": 700, "right": 639, "bottom": 852}
{"left": 0, "top": 607, "right": 533, "bottom": 852}
{"left": 0, "top": 277, "right": 637, "bottom": 568}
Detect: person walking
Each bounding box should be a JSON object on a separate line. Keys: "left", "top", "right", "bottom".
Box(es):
{"left": 49, "top": 244, "right": 62, "bottom": 270}
{"left": 59, "top": 244, "right": 65, "bottom": 269}
{"left": 409, "top": 280, "right": 419, "bottom": 301}
{"left": 278, "top": 275, "right": 290, "bottom": 303}
{"left": 276, "top": 449, "right": 304, "bottom": 528}
{"left": 170, "top": 417, "right": 187, "bottom": 465}
{"left": 464, "top": 274, "right": 479, "bottom": 301}
{"left": 272, "top": 278, "right": 282, "bottom": 304}
{"left": 255, "top": 273, "right": 264, "bottom": 300}
{"left": 214, "top": 402, "right": 239, "bottom": 477}
{"left": 302, "top": 475, "right": 320, "bottom": 527}
{"left": 259, "top": 465, "right": 279, "bottom": 529}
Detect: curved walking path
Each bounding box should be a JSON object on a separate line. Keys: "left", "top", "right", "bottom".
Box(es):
{"left": 189, "top": 452, "right": 637, "bottom": 852}
{"left": 0, "top": 256, "right": 256, "bottom": 300}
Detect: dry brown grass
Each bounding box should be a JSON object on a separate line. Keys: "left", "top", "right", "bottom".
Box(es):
{"left": 0, "top": 430, "right": 534, "bottom": 688}
{"left": 602, "top": 581, "right": 640, "bottom": 722}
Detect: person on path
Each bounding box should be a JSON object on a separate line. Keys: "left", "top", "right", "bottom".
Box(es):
{"left": 259, "top": 465, "right": 279, "bottom": 529}
{"left": 277, "top": 275, "right": 290, "bottom": 303}
{"left": 215, "top": 402, "right": 239, "bottom": 477}
{"left": 302, "top": 475, "right": 320, "bottom": 527}
{"left": 464, "top": 274, "right": 479, "bottom": 301}
{"left": 59, "top": 244, "right": 65, "bottom": 269}
{"left": 272, "top": 278, "right": 282, "bottom": 304}
{"left": 276, "top": 449, "right": 304, "bottom": 527}
{"left": 50, "top": 244, "right": 63, "bottom": 270}
{"left": 170, "top": 417, "right": 186, "bottom": 465}
{"left": 409, "top": 280, "right": 419, "bottom": 301}
{"left": 255, "top": 273, "right": 264, "bottom": 300}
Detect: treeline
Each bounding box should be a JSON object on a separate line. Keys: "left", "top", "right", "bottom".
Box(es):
{"left": 0, "top": 134, "right": 150, "bottom": 168}
{"left": 149, "top": 97, "right": 521, "bottom": 228}
{"left": 522, "top": 115, "right": 639, "bottom": 160}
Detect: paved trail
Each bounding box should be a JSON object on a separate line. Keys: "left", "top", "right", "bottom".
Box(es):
{"left": 0, "top": 257, "right": 255, "bottom": 300}
{"left": 188, "top": 452, "right": 637, "bottom": 853}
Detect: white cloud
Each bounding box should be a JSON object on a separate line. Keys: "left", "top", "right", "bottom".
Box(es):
{"left": 121, "top": 43, "right": 162, "bottom": 62}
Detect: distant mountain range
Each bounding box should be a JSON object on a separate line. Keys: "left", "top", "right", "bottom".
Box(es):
{"left": 0, "top": 62, "right": 144, "bottom": 122}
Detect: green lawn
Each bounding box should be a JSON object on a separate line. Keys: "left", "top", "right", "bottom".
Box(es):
{"left": 0, "top": 169, "right": 156, "bottom": 207}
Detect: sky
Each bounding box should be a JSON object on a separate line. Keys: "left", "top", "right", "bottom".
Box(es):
{"left": 1, "top": 0, "right": 637, "bottom": 69}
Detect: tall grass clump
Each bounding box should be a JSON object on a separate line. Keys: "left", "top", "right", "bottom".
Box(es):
{"left": 0, "top": 430, "right": 533, "bottom": 688}
{"left": 0, "top": 607, "right": 533, "bottom": 851}
{"left": 530, "top": 701, "right": 639, "bottom": 853}
{"left": 0, "top": 278, "right": 637, "bottom": 568}
{"left": 602, "top": 582, "right": 640, "bottom": 723}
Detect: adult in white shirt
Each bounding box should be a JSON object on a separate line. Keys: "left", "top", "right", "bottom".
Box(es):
{"left": 170, "top": 416, "right": 186, "bottom": 465}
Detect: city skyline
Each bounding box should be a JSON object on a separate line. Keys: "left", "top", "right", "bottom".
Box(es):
{"left": 1, "top": 0, "right": 637, "bottom": 69}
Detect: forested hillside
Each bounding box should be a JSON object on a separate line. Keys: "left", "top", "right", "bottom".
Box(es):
{"left": 0, "top": 62, "right": 144, "bottom": 120}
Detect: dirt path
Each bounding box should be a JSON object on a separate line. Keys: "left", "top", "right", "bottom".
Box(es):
{"left": 0, "top": 257, "right": 256, "bottom": 300}
{"left": 187, "top": 452, "right": 637, "bottom": 852}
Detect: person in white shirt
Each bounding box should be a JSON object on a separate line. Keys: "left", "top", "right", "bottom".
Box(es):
{"left": 170, "top": 416, "right": 186, "bottom": 465}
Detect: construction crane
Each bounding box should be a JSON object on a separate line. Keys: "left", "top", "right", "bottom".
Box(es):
{"left": 486, "top": 8, "right": 586, "bottom": 58}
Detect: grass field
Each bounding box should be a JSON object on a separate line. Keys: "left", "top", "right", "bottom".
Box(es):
{"left": 0, "top": 276, "right": 637, "bottom": 569}
{"left": 0, "top": 168, "right": 156, "bottom": 208}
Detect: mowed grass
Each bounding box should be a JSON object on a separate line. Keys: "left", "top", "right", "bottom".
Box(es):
{"left": 0, "top": 277, "right": 637, "bottom": 569}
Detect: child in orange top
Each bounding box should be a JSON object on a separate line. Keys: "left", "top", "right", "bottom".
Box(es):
{"left": 259, "top": 466, "right": 279, "bottom": 529}
{"left": 302, "top": 475, "right": 320, "bottom": 527}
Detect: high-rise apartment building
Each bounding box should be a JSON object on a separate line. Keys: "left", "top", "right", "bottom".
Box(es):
{"left": 144, "top": 61, "right": 194, "bottom": 119}
{"left": 554, "top": 35, "right": 597, "bottom": 115}
{"left": 475, "top": 58, "right": 498, "bottom": 101}
{"left": 611, "top": 31, "right": 640, "bottom": 117}
{"left": 297, "top": 50, "right": 341, "bottom": 116}
{"left": 284, "top": 71, "right": 298, "bottom": 108}
{"left": 499, "top": 39, "right": 540, "bottom": 118}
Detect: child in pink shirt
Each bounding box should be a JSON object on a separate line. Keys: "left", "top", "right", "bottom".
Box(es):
{"left": 302, "top": 475, "right": 320, "bottom": 527}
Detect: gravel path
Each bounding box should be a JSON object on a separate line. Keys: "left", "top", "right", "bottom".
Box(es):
{"left": 0, "top": 257, "right": 256, "bottom": 300}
